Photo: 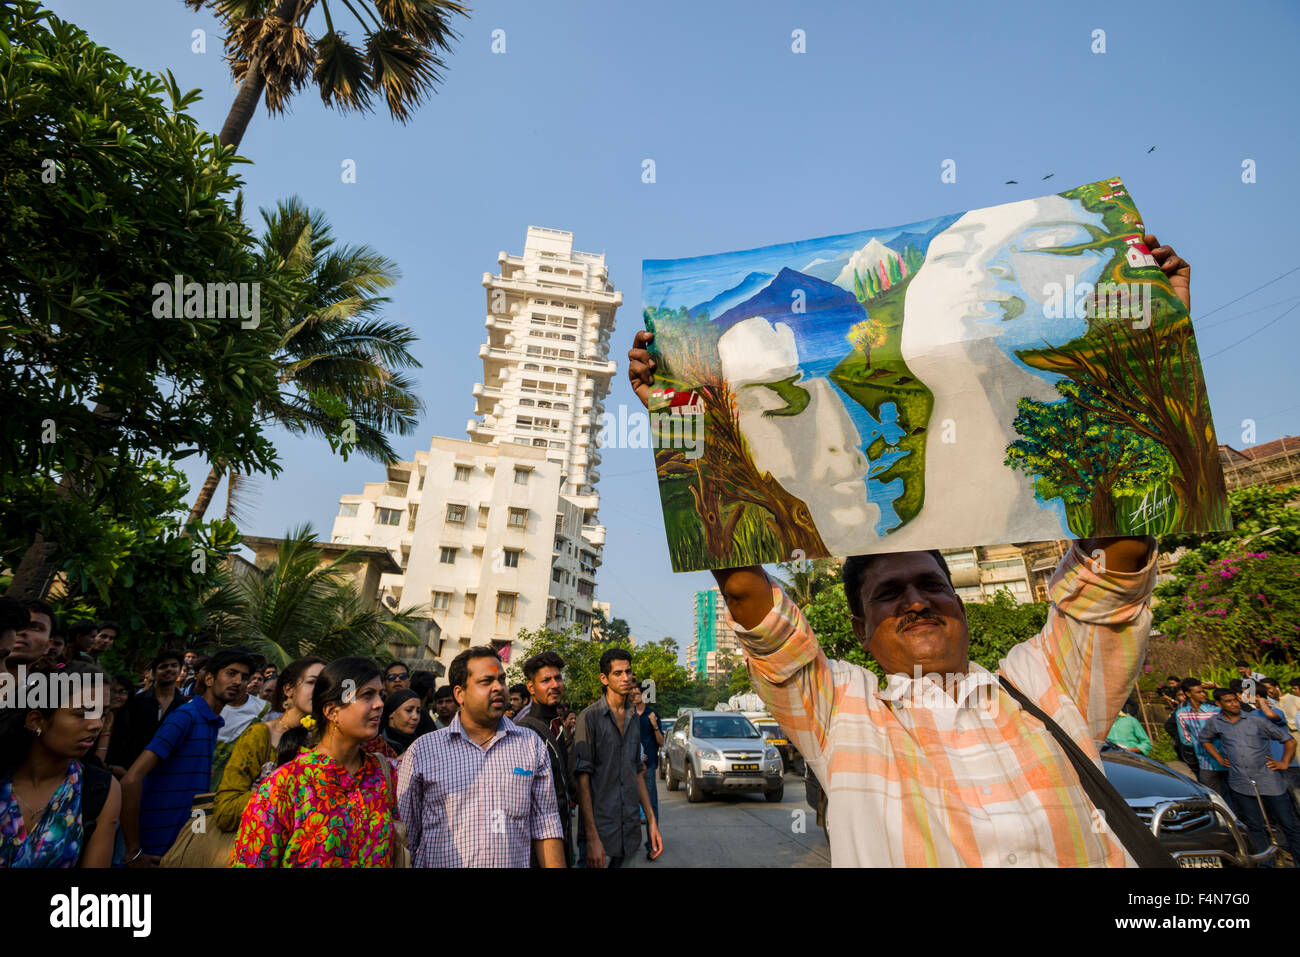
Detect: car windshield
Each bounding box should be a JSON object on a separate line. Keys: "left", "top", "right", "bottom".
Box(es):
{"left": 759, "top": 727, "right": 781, "bottom": 739}
{"left": 693, "top": 717, "right": 760, "bottom": 739}
{"left": 660, "top": 719, "right": 676, "bottom": 734}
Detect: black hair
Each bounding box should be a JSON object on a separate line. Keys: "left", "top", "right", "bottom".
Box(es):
{"left": 95, "top": 621, "right": 120, "bottom": 636}
{"left": 599, "top": 647, "right": 632, "bottom": 676}
{"left": 112, "top": 673, "right": 136, "bottom": 696}
{"left": 433, "top": 685, "right": 454, "bottom": 702}
{"left": 0, "top": 597, "right": 29, "bottom": 633}
{"left": 1213, "top": 688, "right": 1237, "bottom": 703}
{"left": 67, "top": 621, "right": 98, "bottom": 652}
{"left": 1228, "top": 678, "right": 1244, "bottom": 694}
{"left": 20, "top": 598, "right": 55, "bottom": 624}
{"left": 1260, "top": 676, "right": 1279, "bottom": 688}
{"left": 523, "top": 651, "right": 565, "bottom": 682}
{"left": 1235, "top": 660, "right": 1249, "bottom": 668}
{"left": 1167, "top": 675, "right": 1180, "bottom": 683}
{"left": 409, "top": 670, "right": 437, "bottom": 699}
{"left": 509, "top": 683, "right": 528, "bottom": 699}
{"left": 842, "top": 550, "right": 954, "bottom": 618}
{"left": 150, "top": 648, "right": 185, "bottom": 671}
{"left": 0, "top": 661, "right": 107, "bottom": 779}
{"left": 1180, "top": 676, "right": 1202, "bottom": 694}
{"left": 275, "top": 656, "right": 383, "bottom": 767}
{"left": 272, "top": 656, "right": 327, "bottom": 713}
{"left": 194, "top": 648, "right": 257, "bottom": 693}
{"left": 383, "top": 660, "right": 407, "bottom": 677}
{"left": 449, "top": 647, "right": 501, "bottom": 689}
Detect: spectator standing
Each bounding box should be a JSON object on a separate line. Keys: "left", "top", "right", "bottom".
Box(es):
{"left": 1175, "top": 677, "right": 1229, "bottom": 797}
{"left": 94, "top": 674, "right": 134, "bottom": 776}
{"left": 46, "top": 627, "right": 67, "bottom": 663}
{"left": 572, "top": 648, "right": 663, "bottom": 868}
{"left": 91, "top": 622, "right": 119, "bottom": 660}
{"left": 230, "top": 657, "right": 400, "bottom": 867}
{"left": 0, "top": 662, "right": 120, "bottom": 867}
{"left": 1106, "top": 710, "right": 1152, "bottom": 756}
{"left": 119, "top": 648, "right": 254, "bottom": 865}
{"left": 507, "top": 683, "right": 528, "bottom": 720}
{"left": 397, "top": 647, "right": 564, "bottom": 868}
{"left": 1197, "top": 689, "right": 1300, "bottom": 866}
{"left": 121, "top": 649, "right": 189, "bottom": 768}
{"left": 4, "top": 600, "right": 54, "bottom": 681}
{"left": 0, "top": 598, "right": 27, "bottom": 666}
{"left": 212, "top": 655, "right": 271, "bottom": 784}
{"left": 629, "top": 682, "right": 664, "bottom": 859}
{"left": 409, "top": 671, "right": 439, "bottom": 736}
{"left": 381, "top": 690, "right": 423, "bottom": 756}
{"left": 382, "top": 661, "right": 410, "bottom": 700}
{"left": 213, "top": 656, "right": 325, "bottom": 833}
{"left": 432, "top": 686, "right": 457, "bottom": 729}
{"left": 515, "top": 651, "right": 574, "bottom": 866}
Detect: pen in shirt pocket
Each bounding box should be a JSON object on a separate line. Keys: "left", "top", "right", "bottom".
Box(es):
{"left": 513, "top": 767, "right": 534, "bottom": 776}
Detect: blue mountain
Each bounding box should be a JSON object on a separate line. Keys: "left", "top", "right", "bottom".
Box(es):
{"left": 688, "top": 271, "right": 774, "bottom": 319}
{"left": 882, "top": 214, "right": 962, "bottom": 258}
{"left": 713, "top": 267, "right": 867, "bottom": 364}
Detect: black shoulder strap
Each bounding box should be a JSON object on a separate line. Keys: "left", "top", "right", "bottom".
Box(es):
{"left": 998, "top": 676, "right": 1176, "bottom": 868}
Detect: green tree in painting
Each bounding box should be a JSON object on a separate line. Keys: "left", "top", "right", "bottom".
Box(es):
{"left": 1005, "top": 381, "right": 1173, "bottom": 536}
{"left": 847, "top": 317, "right": 888, "bottom": 369}
{"left": 903, "top": 245, "right": 925, "bottom": 275}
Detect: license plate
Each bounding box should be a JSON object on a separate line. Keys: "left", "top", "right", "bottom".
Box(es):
{"left": 732, "top": 763, "right": 759, "bottom": 771}
{"left": 771, "top": 740, "right": 787, "bottom": 747}
{"left": 1177, "top": 855, "right": 1223, "bottom": 869}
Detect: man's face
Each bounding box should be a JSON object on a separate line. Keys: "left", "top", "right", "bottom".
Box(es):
{"left": 851, "top": 552, "right": 968, "bottom": 677}
{"left": 154, "top": 658, "right": 181, "bottom": 688}
{"left": 1187, "top": 684, "right": 1207, "bottom": 707}
{"left": 384, "top": 666, "right": 410, "bottom": 695}
{"left": 49, "top": 635, "right": 66, "bottom": 658}
{"left": 563, "top": 711, "right": 577, "bottom": 733}
{"left": 246, "top": 672, "right": 264, "bottom": 696}
{"left": 527, "top": 666, "right": 565, "bottom": 708}
{"left": 600, "top": 657, "right": 636, "bottom": 697}
{"left": 456, "top": 657, "right": 506, "bottom": 726}
{"left": 208, "top": 663, "right": 250, "bottom": 703}
{"left": 434, "top": 693, "right": 457, "bottom": 720}
{"left": 1165, "top": 679, "right": 1178, "bottom": 688}
{"left": 1237, "top": 665, "right": 1251, "bottom": 678}
{"left": 12, "top": 612, "right": 52, "bottom": 665}
{"left": 1174, "top": 690, "right": 1186, "bottom": 705}
{"left": 92, "top": 628, "right": 117, "bottom": 654}
{"left": 628, "top": 686, "right": 643, "bottom": 708}
{"left": 508, "top": 690, "right": 524, "bottom": 714}
{"left": 1218, "top": 694, "right": 1241, "bottom": 717}
{"left": 184, "top": 652, "right": 196, "bottom": 667}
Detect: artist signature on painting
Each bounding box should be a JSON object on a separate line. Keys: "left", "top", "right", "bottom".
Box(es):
{"left": 1130, "top": 489, "right": 1174, "bottom": 530}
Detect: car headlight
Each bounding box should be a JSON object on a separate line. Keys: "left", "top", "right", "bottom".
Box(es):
{"left": 694, "top": 748, "right": 721, "bottom": 761}
{"left": 765, "top": 746, "right": 779, "bottom": 760}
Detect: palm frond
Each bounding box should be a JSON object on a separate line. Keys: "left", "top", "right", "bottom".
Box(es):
{"left": 365, "top": 28, "right": 440, "bottom": 122}
{"left": 313, "top": 30, "right": 374, "bottom": 113}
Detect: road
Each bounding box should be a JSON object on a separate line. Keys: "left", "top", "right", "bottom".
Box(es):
{"left": 641, "top": 770, "right": 831, "bottom": 867}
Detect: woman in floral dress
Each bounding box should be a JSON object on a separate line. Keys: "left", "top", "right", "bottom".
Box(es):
{"left": 230, "top": 657, "right": 399, "bottom": 867}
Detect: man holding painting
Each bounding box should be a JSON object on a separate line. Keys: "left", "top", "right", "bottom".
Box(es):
{"left": 626, "top": 238, "right": 1192, "bottom": 867}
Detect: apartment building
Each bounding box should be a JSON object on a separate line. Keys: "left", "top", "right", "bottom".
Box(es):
{"left": 686, "top": 587, "right": 740, "bottom": 680}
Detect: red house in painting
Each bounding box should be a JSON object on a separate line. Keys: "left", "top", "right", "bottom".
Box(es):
{"left": 651, "top": 388, "right": 705, "bottom": 415}
{"left": 1123, "top": 234, "right": 1157, "bottom": 269}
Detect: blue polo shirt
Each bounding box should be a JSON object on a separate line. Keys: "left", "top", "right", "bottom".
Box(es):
{"left": 139, "top": 696, "right": 224, "bottom": 855}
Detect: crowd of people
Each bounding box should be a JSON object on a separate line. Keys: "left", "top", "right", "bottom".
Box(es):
{"left": 0, "top": 596, "right": 665, "bottom": 868}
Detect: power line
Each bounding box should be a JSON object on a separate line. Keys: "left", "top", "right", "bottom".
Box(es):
{"left": 1196, "top": 264, "right": 1300, "bottom": 321}
{"left": 1197, "top": 294, "right": 1300, "bottom": 331}
{"left": 1204, "top": 299, "right": 1300, "bottom": 360}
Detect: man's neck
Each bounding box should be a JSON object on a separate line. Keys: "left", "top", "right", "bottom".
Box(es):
{"left": 530, "top": 698, "right": 558, "bottom": 722}
{"left": 459, "top": 712, "right": 500, "bottom": 746}
{"left": 202, "top": 689, "right": 225, "bottom": 714}
{"left": 604, "top": 688, "right": 626, "bottom": 711}
{"left": 155, "top": 681, "right": 176, "bottom": 699}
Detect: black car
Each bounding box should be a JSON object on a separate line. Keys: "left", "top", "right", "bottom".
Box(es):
{"left": 1099, "top": 743, "right": 1275, "bottom": 867}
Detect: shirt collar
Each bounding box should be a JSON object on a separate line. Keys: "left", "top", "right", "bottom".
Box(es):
{"left": 447, "top": 712, "right": 517, "bottom": 745}
{"left": 190, "top": 694, "right": 224, "bottom": 726}
{"left": 876, "top": 662, "right": 1001, "bottom": 711}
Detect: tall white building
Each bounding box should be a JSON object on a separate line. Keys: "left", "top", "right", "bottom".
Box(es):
{"left": 330, "top": 228, "right": 620, "bottom": 671}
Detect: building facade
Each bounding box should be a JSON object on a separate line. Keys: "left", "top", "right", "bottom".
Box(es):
{"left": 329, "top": 227, "right": 620, "bottom": 672}
{"left": 687, "top": 587, "right": 739, "bottom": 680}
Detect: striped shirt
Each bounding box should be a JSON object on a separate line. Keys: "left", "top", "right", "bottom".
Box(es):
{"left": 1175, "top": 704, "right": 1227, "bottom": 771}
{"left": 736, "top": 544, "right": 1157, "bottom": 867}
{"left": 396, "top": 713, "right": 563, "bottom": 867}
{"left": 140, "top": 696, "right": 224, "bottom": 856}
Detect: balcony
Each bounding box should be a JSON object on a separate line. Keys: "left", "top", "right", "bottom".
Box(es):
{"left": 581, "top": 523, "right": 606, "bottom": 547}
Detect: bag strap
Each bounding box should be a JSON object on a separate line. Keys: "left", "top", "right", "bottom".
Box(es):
{"left": 998, "top": 676, "right": 1176, "bottom": 868}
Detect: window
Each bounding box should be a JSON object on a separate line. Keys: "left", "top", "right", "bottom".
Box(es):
{"left": 555, "top": 514, "right": 564, "bottom": 534}
{"left": 431, "top": 591, "right": 451, "bottom": 611}
{"left": 332, "top": 536, "right": 351, "bottom": 544}
{"left": 502, "top": 549, "right": 520, "bottom": 568}
{"left": 552, "top": 567, "right": 562, "bottom": 583}
{"left": 407, "top": 503, "right": 419, "bottom": 530}
{"left": 496, "top": 593, "right": 517, "bottom": 615}
{"left": 400, "top": 545, "right": 410, "bottom": 569}
{"left": 514, "top": 467, "right": 530, "bottom": 485}
{"left": 418, "top": 472, "right": 425, "bottom": 490}
{"left": 376, "top": 507, "right": 402, "bottom": 526}
{"left": 464, "top": 593, "right": 477, "bottom": 615}
{"left": 440, "top": 547, "right": 457, "bottom": 564}
{"left": 577, "top": 580, "right": 594, "bottom": 598}
{"left": 446, "top": 504, "right": 466, "bottom": 523}
{"left": 955, "top": 586, "right": 982, "bottom": 601}
{"left": 454, "top": 465, "right": 471, "bottom": 482}
{"left": 339, "top": 503, "right": 359, "bottom": 518}
{"left": 477, "top": 506, "right": 490, "bottom": 528}
{"left": 508, "top": 507, "right": 528, "bottom": 528}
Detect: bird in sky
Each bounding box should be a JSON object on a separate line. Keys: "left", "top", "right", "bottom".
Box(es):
{"left": 1005, "top": 179, "right": 1018, "bottom": 184}
{"left": 1147, "top": 146, "right": 1156, "bottom": 153}
{"left": 1042, "top": 173, "right": 1055, "bottom": 180}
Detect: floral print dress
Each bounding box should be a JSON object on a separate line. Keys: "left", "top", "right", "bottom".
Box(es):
{"left": 0, "top": 762, "right": 83, "bottom": 868}
{"left": 230, "top": 751, "right": 397, "bottom": 867}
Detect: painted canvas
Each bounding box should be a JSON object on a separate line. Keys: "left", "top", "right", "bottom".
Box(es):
{"left": 641, "top": 177, "right": 1231, "bottom": 573}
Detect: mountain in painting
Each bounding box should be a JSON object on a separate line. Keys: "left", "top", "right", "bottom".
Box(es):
{"left": 713, "top": 266, "right": 866, "bottom": 360}
{"left": 688, "top": 271, "right": 774, "bottom": 319}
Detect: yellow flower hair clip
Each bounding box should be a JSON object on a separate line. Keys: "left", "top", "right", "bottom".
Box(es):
{"left": 300, "top": 714, "right": 317, "bottom": 731}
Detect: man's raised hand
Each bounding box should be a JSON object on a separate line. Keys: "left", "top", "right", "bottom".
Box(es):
{"left": 628, "top": 330, "right": 656, "bottom": 410}
{"left": 1144, "top": 235, "right": 1190, "bottom": 312}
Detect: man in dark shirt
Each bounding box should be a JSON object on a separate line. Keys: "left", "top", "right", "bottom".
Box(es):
{"left": 572, "top": 648, "right": 663, "bottom": 868}
{"left": 123, "top": 648, "right": 189, "bottom": 767}
{"left": 629, "top": 682, "right": 663, "bottom": 860}
{"left": 516, "top": 651, "right": 573, "bottom": 866}
{"left": 1198, "top": 689, "right": 1300, "bottom": 866}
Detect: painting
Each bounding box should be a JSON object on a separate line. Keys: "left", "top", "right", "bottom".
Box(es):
{"left": 641, "top": 177, "right": 1231, "bottom": 573}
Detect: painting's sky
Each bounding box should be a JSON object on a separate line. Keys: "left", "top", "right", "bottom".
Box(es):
{"left": 43, "top": 0, "right": 1300, "bottom": 660}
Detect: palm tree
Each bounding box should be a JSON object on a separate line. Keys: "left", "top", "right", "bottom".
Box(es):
{"left": 186, "top": 197, "right": 423, "bottom": 526}
{"left": 773, "top": 557, "right": 841, "bottom": 608}
{"left": 205, "top": 523, "right": 425, "bottom": 666}
{"left": 183, "top": 0, "right": 469, "bottom": 150}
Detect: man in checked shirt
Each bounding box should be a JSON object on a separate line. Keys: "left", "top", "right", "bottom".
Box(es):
{"left": 627, "top": 239, "right": 1193, "bottom": 867}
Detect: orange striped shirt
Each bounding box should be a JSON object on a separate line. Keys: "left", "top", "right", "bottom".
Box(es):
{"left": 736, "top": 544, "right": 1157, "bottom": 867}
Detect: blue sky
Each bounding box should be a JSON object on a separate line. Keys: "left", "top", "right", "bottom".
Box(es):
{"left": 44, "top": 0, "right": 1300, "bottom": 657}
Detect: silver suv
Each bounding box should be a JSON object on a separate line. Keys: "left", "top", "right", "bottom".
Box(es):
{"left": 663, "top": 710, "right": 784, "bottom": 802}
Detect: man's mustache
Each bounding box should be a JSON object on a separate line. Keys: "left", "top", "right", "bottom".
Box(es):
{"left": 897, "top": 612, "right": 945, "bottom": 635}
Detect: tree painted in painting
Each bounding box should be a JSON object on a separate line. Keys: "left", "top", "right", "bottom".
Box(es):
{"left": 847, "top": 317, "right": 888, "bottom": 368}
{"left": 1005, "top": 380, "right": 1173, "bottom": 536}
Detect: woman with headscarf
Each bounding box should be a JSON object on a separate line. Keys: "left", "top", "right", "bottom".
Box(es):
{"left": 380, "top": 689, "right": 423, "bottom": 756}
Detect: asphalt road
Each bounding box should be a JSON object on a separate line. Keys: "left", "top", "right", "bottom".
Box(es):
{"left": 640, "top": 770, "right": 831, "bottom": 868}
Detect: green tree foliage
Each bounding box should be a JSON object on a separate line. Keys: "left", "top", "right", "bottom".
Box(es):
{"left": 772, "top": 557, "right": 840, "bottom": 607}
{"left": 1006, "top": 381, "right": 1173, "bottom": 536}
{"left": 0, "top": 2, "right": 286, "bottom": 598}
{"left": 204, "top": 524, "right": 422, "bottom": 668}
{"left": 592, "top": 606, "right": 631, "bottom": 643}
{"left": 506, "top": 628, "right": 694, "bottom": 710}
